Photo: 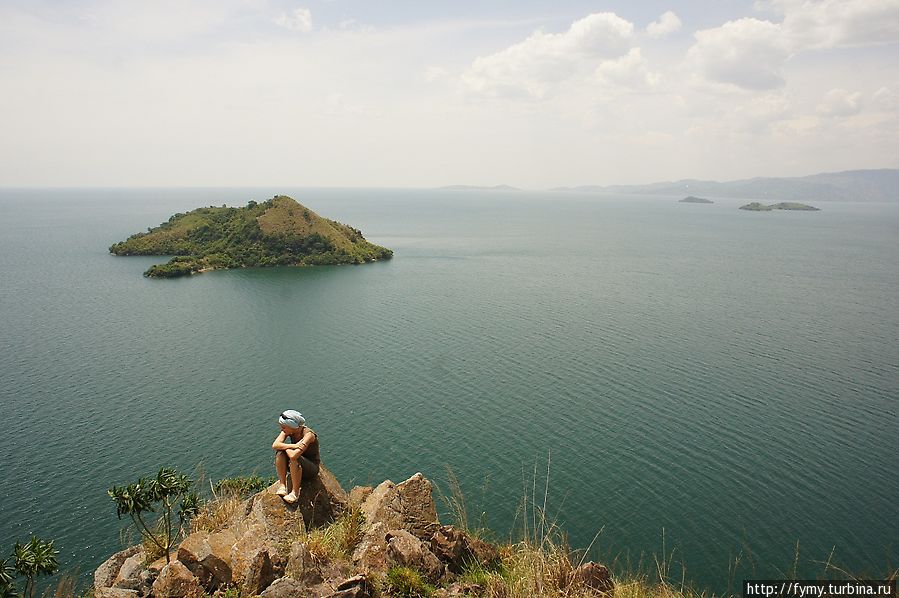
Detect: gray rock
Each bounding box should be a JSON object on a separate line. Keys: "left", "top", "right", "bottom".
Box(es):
{"left": 351, "top": 522, "right": 388, "bottom": 574}
{"left": 277, "top": 463, "right": 349, "bottom": 530}
{"left": 386, "top": 529, "right": 444, "bottom": 582}
{"left": 230, "top": 525, "right": 282, "bottom": 595}
{"left": 150, "top": 560, "right": 202, "bottom": 598}
{"left": 177, "top": 529, "right": 237, "bottom": 590}
{"left": 359, "top": 473, "right": 439, "bottom": 542}
{"left": 323, "top": 574, "right": 372, "bottom": 598}
{"left": 430, "top": 526, "right": 499, "bottom": 573}
{"left": 94, "top": 588, "right": 140, "bottom": 598}
{"left": 260, "top": 576, "right": 310, "bottom": 598}
{"left": 94, "top": 545, "right": 143, "bottom": 591}
{"left": 347, "top": 486, "right": 373, "bottom": 508}
{"left": 286, "top": 542, "right": 324, "bottom": 586}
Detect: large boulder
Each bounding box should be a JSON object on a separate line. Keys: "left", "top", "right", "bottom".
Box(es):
{"left": 94, "top": 589, "right": 139, "bottom": 598}
{"left": 246, "top": 488, "right": 307, "bottom": 540}
{"left": 359, "top": 473, "right": 439, "bottom": 542}
{"left": 325, "top": 575, "right": 373, "bottom": 598}
{"left": 259, "top": 576, "right": 307, "bottom": 598}
{"left": 385, "top": 529, "right": 444, "bottom": 582}
{"left": 285, "top": 542, "right": 324, "bottom": 586}
{"left": 294, "top": 463, "right": 349, "bottom": 529}
{"left": 230, "top": 525, "right": 282, "bottom": 595}
{"left": 150, "top": 560, "right": 202, "bottom": 598}
{"left": 351, "top": 522, "right": 388, "bottom": 574}
{"left": 348, "top": 486, "right": 373, "bottom": 508}
{"left": 113, "top": 550, "right": 146, "bottom": 590}
{"left": 94, "top": 545, "right": 143, "bottom": 591}
{"left": 430, "top": 525, "right": 500, "bottom": 573}
{"left": 177, "top": 528, "right": 238, "bottom": 590}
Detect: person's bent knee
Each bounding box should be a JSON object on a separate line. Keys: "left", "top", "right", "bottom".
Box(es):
{"left": 286, "top": 448, "right": 301, "bottom": 461}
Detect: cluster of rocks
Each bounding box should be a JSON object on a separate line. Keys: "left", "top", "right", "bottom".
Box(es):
{"left": 94, "top": 466, "right": 613, "bottom": 598}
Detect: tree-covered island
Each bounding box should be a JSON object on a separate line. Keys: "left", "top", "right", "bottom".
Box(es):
{"left": 739, "top": 202, "right": 821, "bottom": 211}
{"left": 109, "top": 196, "right": 393, "bottom": 277}
{"left": 679, "top": 196, "right": 714, "bottom": 203}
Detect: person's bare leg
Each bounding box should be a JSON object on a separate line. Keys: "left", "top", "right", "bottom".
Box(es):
{"left": 287, "top": 453, "right": 303, "bottom": 495}
{"left": 275, "top": 451, "right": 288, "bottom": 487}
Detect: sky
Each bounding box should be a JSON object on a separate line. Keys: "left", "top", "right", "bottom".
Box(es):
{"left": 1, "top": 0, "right": 898, "bottom": 188}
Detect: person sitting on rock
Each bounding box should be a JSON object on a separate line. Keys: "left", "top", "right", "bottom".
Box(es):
{"left": 272, "top": 409, "right": 320, "bottom": 504}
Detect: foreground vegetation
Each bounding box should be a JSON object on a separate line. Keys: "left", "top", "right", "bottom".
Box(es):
{"left": 109, "top": 196, "right": 393, "bottom": 277}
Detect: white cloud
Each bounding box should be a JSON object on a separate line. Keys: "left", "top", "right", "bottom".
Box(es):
{"left": 646, "top": 11, "right": 682, "bottom": 38}
{"left": 774, "top": 0, "right": 899, "bottom": 48}
{"left": 687, "top": 0, "right": 899, "bottom": 90}
{"left": 461, "top": 12, "right": 635, "bottom": 99}
{"left": 596, "top": 48, "right": 660, "bottom": 89}
{"left": 686, "top": 18, "right": 790, "bottom": 90}
{"left": 274, "top": 7, "right": 312, "bottom": 33}
{"left": 817, "top": 88, "right": 863, "bottom": 116}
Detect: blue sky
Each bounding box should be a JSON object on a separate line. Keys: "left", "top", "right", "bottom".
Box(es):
{"left": 1, "top": 0, "right": 897, "bottom": 187}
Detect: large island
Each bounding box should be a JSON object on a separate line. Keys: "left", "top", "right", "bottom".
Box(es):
{"left": 110, "top": 196, "right": 393, "bottom": 277}
{"left": 739, "top": 202, "right": 821, "bottom": 211}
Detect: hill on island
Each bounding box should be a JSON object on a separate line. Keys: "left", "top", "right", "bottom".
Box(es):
{"left": 553, "top": 169, "right": 899, "bottom": 202}
{"left": 110, "top": 196, "right": 393, "bottom": 277}
{"left": 739, "top": 202, "right": 821, "bottom": 211}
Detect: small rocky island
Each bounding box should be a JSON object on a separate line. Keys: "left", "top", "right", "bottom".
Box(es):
{"left": 739, "top": 202, "right": 821, "bottom": 211}
{"left": 679, "top": 196, "right": 714, "bottom": 204}
{"left": 110, "top": 196, "right": 393, "bottom": 277}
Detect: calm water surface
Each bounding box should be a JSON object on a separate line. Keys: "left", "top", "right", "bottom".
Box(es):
{"left": 0, "top": 188, "right": 896, "bottom": 593}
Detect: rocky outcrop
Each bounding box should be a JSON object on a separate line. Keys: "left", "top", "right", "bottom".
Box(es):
{"left": 430, "top": 525, "right": 499, "bottom": 574}
{"left": 176, "top": 529, "right": 236, "bottom": 590}
{"left": 94, "top": 545, "right": 143, "bottom": 592}
{"left": 95, "top": 467, "right": 614, "bottom": 598}
{"left": 150, "top": 561, "right": 201, "bottom": 598}
{"left": 386, "top": 529, "right": 444, "bottom": 582}
{"left": 359, "top": 473, "right": 439, "bottom": 542}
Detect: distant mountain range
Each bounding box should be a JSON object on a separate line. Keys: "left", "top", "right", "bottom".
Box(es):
{"left": 552, "top": 169, "right": 899, "bottom": 202}
{"left": 436, "top": 184, "right": 521, "bottom": 191}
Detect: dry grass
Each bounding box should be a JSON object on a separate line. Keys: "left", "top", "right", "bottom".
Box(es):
{"left": 190, "top": 494, "right": 244, "bottom": 534}
{"left": 301, "top": 508, "right": 366, "bottom": 563}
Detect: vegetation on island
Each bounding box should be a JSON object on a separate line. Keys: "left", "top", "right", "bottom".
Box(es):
{"left": 739, "top": 202, "right": 821, "bottom": 211}
{"left": 678, "top": 196, "right": 714, "bottom": 204}
{"left": 109, "top": 196, "right": 393, "bottom": 277}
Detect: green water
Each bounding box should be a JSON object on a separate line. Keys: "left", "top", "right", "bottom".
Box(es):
{"left": 0, "top": 188, "right": 896, "bottom": 593}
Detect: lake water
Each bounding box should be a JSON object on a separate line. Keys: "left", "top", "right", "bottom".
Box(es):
{"left": 0, "top": 188, "right": 896, "bottom": 594}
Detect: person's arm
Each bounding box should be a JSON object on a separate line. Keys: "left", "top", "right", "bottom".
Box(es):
{"left": 272, "top": 431, "right": 302, "bottom": 451}
{"left": 294, "top": 429, "right": 316, "bottom": 455}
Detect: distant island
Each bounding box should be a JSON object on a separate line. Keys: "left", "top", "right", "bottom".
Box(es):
{"left": 110, "top": 196, "right": 393, "bottom": 277}
{"left": 679, "top": 196, "right": 714, "bottom": 204}
{"left": 739, "top": 202, "right": 821, "bottom": 211}
{"left": 552, "top": 169, "right": 899, "bottom": 202}
{"left": 436, "top": 184, "right": 521, "bottom": 191}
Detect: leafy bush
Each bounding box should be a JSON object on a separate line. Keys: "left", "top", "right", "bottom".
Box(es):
{"left": 108, "top": 468, "right": 201, "bottom": 564}
{"left": 0, "top": 536, "right": 58, "bottom": 598}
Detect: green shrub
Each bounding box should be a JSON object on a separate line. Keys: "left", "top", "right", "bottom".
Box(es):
{"left": 382, "top": 566, "right": 434, "bottom": 597}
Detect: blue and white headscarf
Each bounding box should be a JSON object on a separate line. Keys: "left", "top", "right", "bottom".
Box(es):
{"left": 278, "top": 410, "right": 305, "bottom": 430}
